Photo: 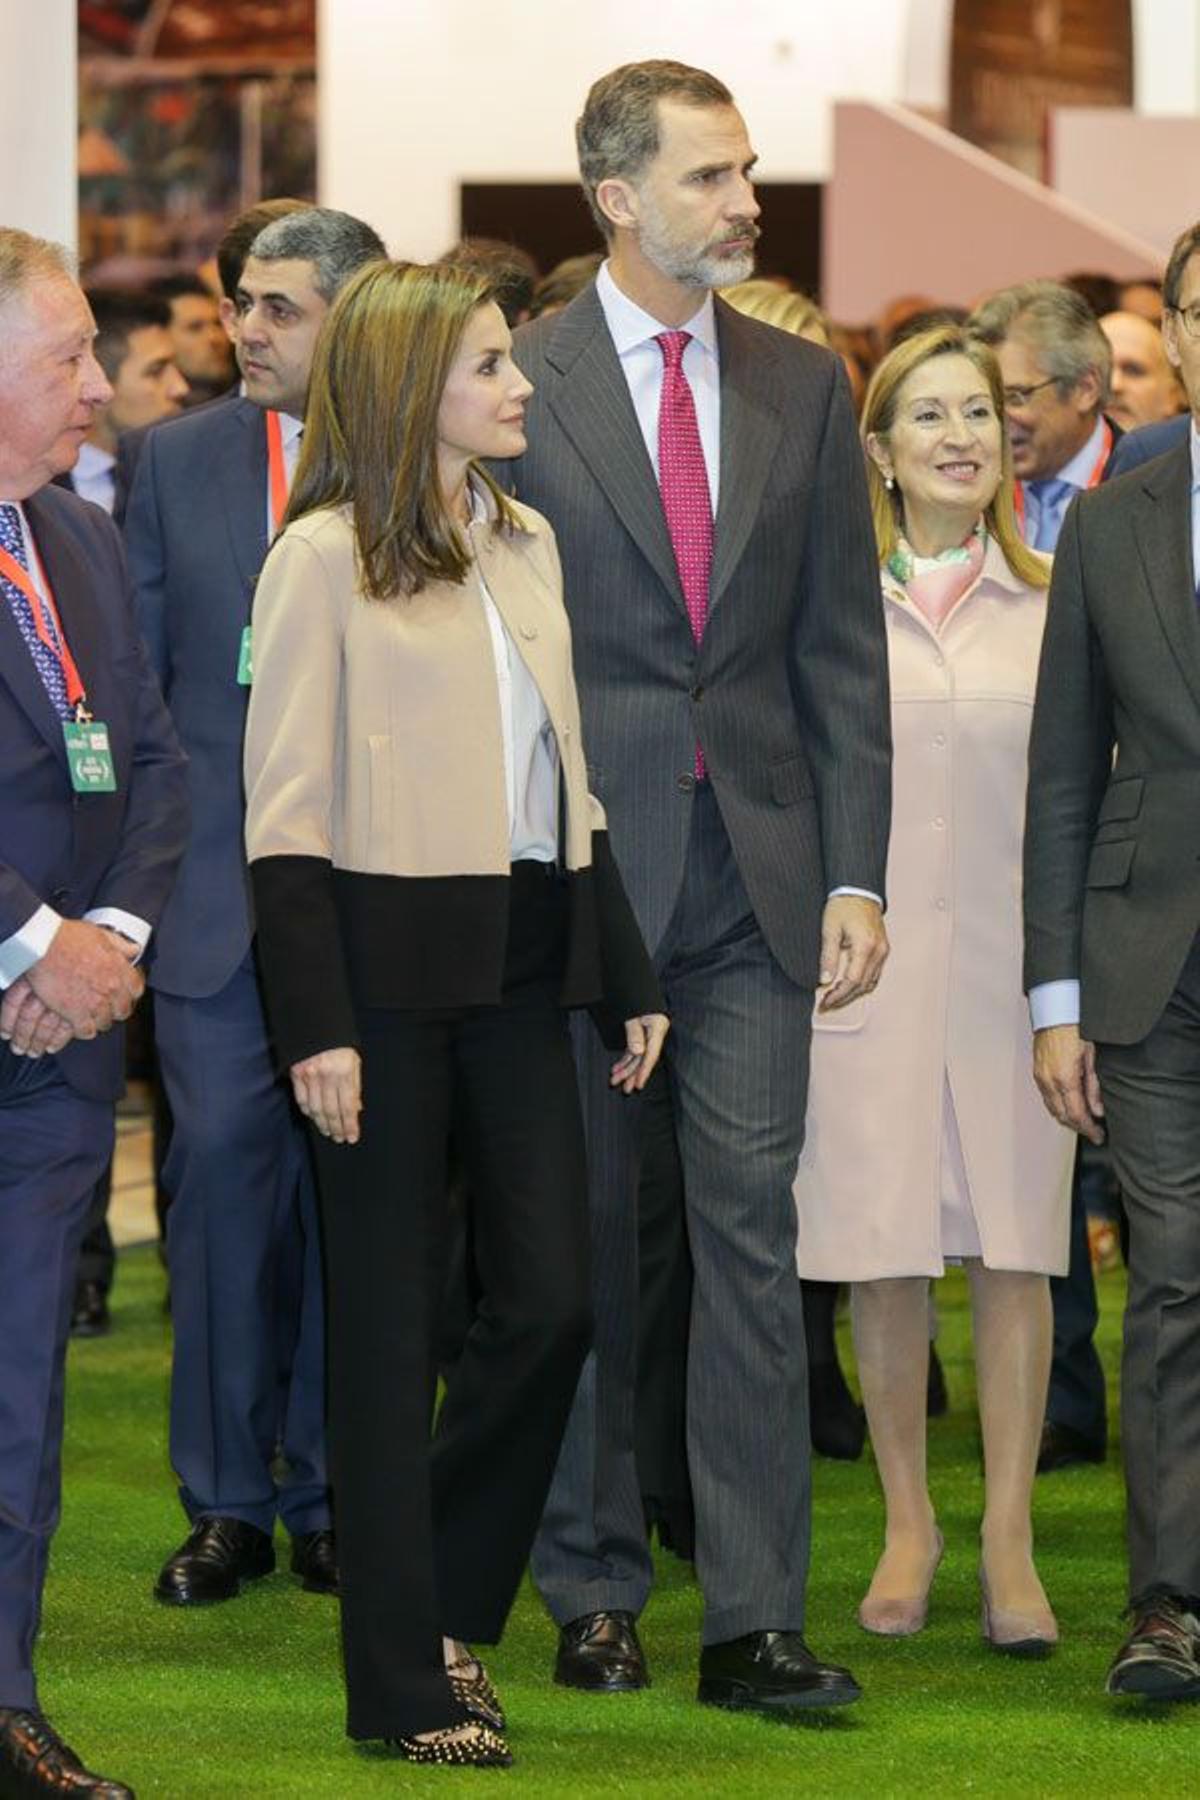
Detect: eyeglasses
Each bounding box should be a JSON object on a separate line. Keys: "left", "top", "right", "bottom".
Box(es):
{"left": 1001, "top": 377, "right": 1058, "bottom": 409}
{"left": 1169, "top": 302, "right": 1200, "bottom": 339}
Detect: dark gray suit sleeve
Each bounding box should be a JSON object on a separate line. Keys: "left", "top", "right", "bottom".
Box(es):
{"left": 1022, "top": 498, "right": 1116, "bottom": 993}
{"left": 787, "top": 362, "right": 892, "bottom": 900}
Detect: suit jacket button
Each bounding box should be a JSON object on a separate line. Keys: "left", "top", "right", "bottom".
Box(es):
{"left": 519, "top": 622, "right": 538, "bottom": 639}
{"left": 51, "top": 888, "right": 69, "bottom": 908}
{"left": 677, "top": 773, "right": 696, "bottom": 792}
{"left": 690, "top": 684, "right": 704, "bottom": 702}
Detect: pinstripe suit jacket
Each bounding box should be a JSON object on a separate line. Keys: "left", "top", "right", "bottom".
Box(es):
{"left": 509, "top": 283, "right": 892, "bottom": 987}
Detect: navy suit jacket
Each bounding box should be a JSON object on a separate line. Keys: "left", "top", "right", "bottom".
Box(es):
{"left": 124, "top": 395, "right": 270, "bottom": 999}
{"left": 1105, "top": 413, "right": 1189, "bottom": 481}
{"left": 0, "top": 484, "right": 188, "bottom": 1099}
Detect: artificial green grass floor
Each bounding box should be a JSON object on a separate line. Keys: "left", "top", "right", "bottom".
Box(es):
{"left": 44, "top": 1249, "right": 1197, "bottom": 1796}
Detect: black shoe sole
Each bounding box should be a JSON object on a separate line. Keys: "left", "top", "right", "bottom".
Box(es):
{"left": 154, "top": 1565, "right": 274, "bottom": 1605}
{"left": 1107, "top": 1664, "right": 1200, "bottom": 1700}
{"left": 697, "top": 1677, "right": 862, "bottom": 1713}
{"left": 987, "top": 1637, "right": 1056, "bottom": 1660}
{"left": 554, "top": 1669, "right": 649, "bottom": 1693}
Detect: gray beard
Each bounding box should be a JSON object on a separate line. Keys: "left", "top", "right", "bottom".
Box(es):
{"left": 637, "top": 215, "right": 756, "bottom": 291}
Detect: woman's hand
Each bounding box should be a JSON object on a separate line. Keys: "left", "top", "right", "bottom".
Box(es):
{"left": 610, "top": 1013, "right": 670, "bottom": 1095}
{"left": 290, "top": 1046, "right": 363, "bottom": 1145}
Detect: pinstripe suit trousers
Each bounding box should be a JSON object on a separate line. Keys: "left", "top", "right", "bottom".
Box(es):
{"left": 532, "top": 781, "right": 814, "bottom": 1643}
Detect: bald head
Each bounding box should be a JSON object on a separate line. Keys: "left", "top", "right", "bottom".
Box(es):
{"left": 1101, "top": 310, "right": 1185, "bottom": 431}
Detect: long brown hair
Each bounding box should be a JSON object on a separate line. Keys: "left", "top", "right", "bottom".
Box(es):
{"left": 285, "top": 259, "right": 519, "bottom": 598}
{"left": 860, "top": 324, "right": 1048, "bottom": 589}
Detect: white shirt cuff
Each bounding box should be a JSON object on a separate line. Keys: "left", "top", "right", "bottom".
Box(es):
{"left": 1029, "top": 979, "right": 1081, "bottom": 1031}
{"left": 830, "top": 886, "right": 883, "bottom": 906}
{"left": 0, "top": 905, "right": 62, "bottom": 989}
{"left": 85, "top": 907, "right": 152, "bottom": 959}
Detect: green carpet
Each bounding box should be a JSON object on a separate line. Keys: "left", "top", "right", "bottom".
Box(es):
{"left": 42, "top": 1249, "right": 1196, "bottom": 1795}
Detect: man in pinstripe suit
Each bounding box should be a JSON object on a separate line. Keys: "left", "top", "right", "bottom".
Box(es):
{"left": 509, "top": 61, "right": 892, "bottom": 1713}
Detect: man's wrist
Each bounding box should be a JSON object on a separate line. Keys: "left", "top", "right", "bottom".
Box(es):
{"left": 0, "top": 905, "right": 62, "bottom": 990}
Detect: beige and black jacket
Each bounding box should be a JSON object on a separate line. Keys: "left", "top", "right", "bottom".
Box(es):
{"left": 244, "top": 493, "right": 659, "bottom": 1067}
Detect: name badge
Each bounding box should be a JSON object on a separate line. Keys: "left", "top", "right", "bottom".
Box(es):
{"left": 63, "top": 720, "right": 117, "bottom": 792}
{"left": 236, "top": 626, "right": 253, "bottom": 686}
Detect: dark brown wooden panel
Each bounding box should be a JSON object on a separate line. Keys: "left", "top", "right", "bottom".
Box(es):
{"left": 951, "top": 0, "right": 1133, "bottom": 178}
{"left": 459, "top": 182, "right": 822, "bottom": 298}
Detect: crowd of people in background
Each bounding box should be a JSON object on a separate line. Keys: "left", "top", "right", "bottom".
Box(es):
{"left": 3, "top": 52, "right": 1200, "bottom": 1797}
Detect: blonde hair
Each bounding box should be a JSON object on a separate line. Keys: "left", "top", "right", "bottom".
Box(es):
{"left": 860, "top": 324, "right": 1048, "bottom": 588}
{"left": 286, "top": 260, "right": 519, "bottom": 598}
{"left": 722, "top": 279, "right": 829, "bottom": 345}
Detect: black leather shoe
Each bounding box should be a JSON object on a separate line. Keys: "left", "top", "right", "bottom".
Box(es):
{"left": 154, "top": 1516, "right": 275, "bottom": 1604}
{"left": 1036, "top": 1420, "right": 1105, "bottom": 1474}
{"left": 0, "top": 1708, "right": 133, "bottom": 1796}
{"left": 290, "top": 1528, "right": 339, "bottom": 1594}
{"left": 555, "top": 1610, "right": 649, "bottom": 1691}
{"left": 698, "top": 1631, "right": 862, "bottom": 1713}
{"left": 69, "top": 1280, "right": 111, "bottom": 1339}
{"left": 1106, "top": 1597, "right": 1200, "bottom": 1699}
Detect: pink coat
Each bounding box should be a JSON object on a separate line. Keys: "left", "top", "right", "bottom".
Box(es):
{"left": 794, "top": 535, "right": 1073, "bottom": 1280}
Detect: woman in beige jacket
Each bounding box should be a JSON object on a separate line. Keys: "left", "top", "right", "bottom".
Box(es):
{"left": 793, "top": 326, "right": 1073, "bottom": 1654}
{"left": 243, "top": 261, "right": 666, "bottom": 1768}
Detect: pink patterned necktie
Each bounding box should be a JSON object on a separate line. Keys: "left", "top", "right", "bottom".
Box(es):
{"left": 655, "top": 330, "right": 712, "bottom": 777}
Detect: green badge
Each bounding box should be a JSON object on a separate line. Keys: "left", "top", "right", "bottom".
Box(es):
{"left": 236, "top": 625, "right": 254, "bottom": 686}
{"left": 63, "top": 719, "right": 117, "bottom": 793}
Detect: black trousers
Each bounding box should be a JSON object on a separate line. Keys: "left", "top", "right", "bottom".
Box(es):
{"left": 312, "top": 865, "right": 593, "bottom": 1740}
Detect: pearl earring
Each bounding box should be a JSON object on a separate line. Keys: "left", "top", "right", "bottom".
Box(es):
{"left": 884, "top": 474, "right": 895, "bottom": 492}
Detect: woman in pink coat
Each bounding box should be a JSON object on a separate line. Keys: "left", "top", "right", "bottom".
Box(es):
{"left": 793, "top": 325, "right": 1073, "bottom": 1654}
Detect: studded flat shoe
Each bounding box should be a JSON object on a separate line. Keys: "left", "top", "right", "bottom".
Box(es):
{"left": 448, "top": 1654, "right": 506, "bottom": 1731}
{"left": 388, "top": 1723, "right": 512, "bottom": 1766}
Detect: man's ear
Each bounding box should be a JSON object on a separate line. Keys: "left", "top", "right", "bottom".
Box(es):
{"left": 595, "top": 176, "right": 638, "bottom": 234}
{"left": 1072, "top": 366, "right": 1103, "bottom": 416}
{"left": 218, "top": 295, "right": 238, "bottom": 344}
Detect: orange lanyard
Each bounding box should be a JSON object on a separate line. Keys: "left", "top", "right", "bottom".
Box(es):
{"left": 1014, "top": 419, "right": 1112, "bottom": 536}
{"left": 266, "top": 409, "right": 289, "bottom": 534}
{"left": 0, "top": 538, "right": 88, "bottom": 715}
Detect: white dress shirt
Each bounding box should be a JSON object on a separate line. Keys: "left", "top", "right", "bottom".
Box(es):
{"left": 71, "top": 441, "right": 117, "bottom": 516}
{"left": 1028, "top": 414, "right": 1200, "bottom": 1032}
{"left": 593, "top": 260, "right": 877, "bottom": 908}
{"left": 470, "top": 490, "right": 559, "bottom": 862}
{"left": 0, "top": 503, "right": 151, "bottom": 987}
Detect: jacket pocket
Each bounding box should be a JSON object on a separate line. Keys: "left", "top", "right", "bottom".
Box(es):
{"left": 1085, "top": 838, "right": 1135, "bottom": 889}
{"left": 812, "top": 993, "right": 870, "bottom": 1033}
{"left": 770, "top": 752, "right": 815, "bottom": 807}
{"left": 1096, "top": 776, "right": 1144, "bottom": 826}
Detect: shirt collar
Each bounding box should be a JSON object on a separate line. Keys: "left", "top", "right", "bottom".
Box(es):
{"left": 74, "top": 441, "right": 116, "bottom": 479}
{"left": 278, "top": 411, "right": 304, "bottom": 447}
{"left": 595, "top": 259, "right": 717, "bottom": 359}
{"left": 1190, "top": 417, "right": 1200, "bottom": 493}
{"left": 1051, "top": 414, "right": 1107, "bottom": 490}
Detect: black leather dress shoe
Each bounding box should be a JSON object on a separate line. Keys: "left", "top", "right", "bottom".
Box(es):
{"left": 1036, "top": 1420, "right": 1105, "bottom": 1474}
{"left": 69, "top": 1280, "right": 111, "bottom": 1339}
{"left": 0, "top": 1708, "right": 133, "bottom": 1797}
{"left": 1106, "top": 1597, "right": 1200, "bottom": 1699}
{"left": 555, "top": 1610, "right": 649, "bottom": 1690}
{"left": 290, "top": 1528, "right": 339, "bottom": 1594}
{"left": 698, "top": 1631, "right": 862, "bottom": 1713}
{"left": 154, "top": 1516, "right": 275, "bottom": 1604}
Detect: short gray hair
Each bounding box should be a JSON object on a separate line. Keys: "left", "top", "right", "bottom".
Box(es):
{"left": 968, "top": 279, "right": 1111, "bottom": 404}
{"left": 247, "top": 207, "right": 386, "bottom": 303}
{"left": 1163, "top": 222, "right": 1200, "bottom": 312}
{"left": 576, "top": 61, "right": 734, "bottom": 237}
{"left": 0, "top": 227, "right": 74, "bottom": 313}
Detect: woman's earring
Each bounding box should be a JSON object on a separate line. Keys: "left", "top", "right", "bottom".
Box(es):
{"left": 884, "top": 474, "right": 895, "bottom": 492}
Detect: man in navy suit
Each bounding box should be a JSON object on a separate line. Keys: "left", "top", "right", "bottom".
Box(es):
{"left": 1106, "top": 412, "right": 1189, "bottom": 479}
{"left": 125, "top": 207, "right": 385, "bottom": 1608}
{"left": 0, "top": 227, "right": 186, "bottom": 1798}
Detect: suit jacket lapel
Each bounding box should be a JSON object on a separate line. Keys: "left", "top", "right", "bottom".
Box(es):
{"left": 711, "top": 299, "right": 783, "bottom": 610}
{"left": 542, "top": 287, "right": 687, "bottom": 618}
{"left": 217, "top": 399, "right": 270, "bottom": 594}
{"left": 1134, "top": 444, "right": 1200, "bottom": 713}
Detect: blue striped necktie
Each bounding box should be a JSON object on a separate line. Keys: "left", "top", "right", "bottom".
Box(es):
{"left": 0, "top": 502, "right": 70, "bottom": 717}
